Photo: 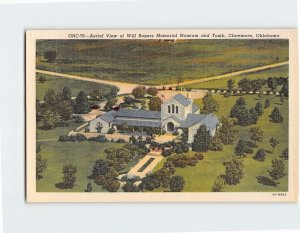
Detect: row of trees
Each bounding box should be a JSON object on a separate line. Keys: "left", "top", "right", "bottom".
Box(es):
{"left": 226, "top": 76, "right": 288, "bottom": 95}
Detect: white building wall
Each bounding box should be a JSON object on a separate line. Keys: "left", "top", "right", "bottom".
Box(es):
{"left": 161, "top": 98, "right": 190, "bottom": 121}
{"left": 89, "top": 117, "right": 110, "bottom": 133}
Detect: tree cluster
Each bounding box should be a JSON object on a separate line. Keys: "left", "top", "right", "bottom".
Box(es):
{"left": 230, "top": 97, "right": 260, "bottom": 126}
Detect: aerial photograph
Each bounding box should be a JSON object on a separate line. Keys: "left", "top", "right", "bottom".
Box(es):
{"left": 35, "top": 39, "right": 289, "bottom": 193}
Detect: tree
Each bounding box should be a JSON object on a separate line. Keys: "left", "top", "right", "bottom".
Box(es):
{"left": 140, "top": 175, "right": 160, "bottom": 191}
{"left": 148, "top": 96, "right": 162, "bottom": 111}
{"left": 104, "top": 179, "right": 120, "bottom": 192}
{"left": 230, "top": 97, "right": 246, "bottom": 118}
{"left": 122, "top": 181, "right": 141, "bottom": 192}
{"left": 209, "top": 132, "right": 223, "bottom": 151}
{"left": 254, "top": 102, "right": 263, "bottom": 116}
{"left": 36, "top": 100, "right": 43, "bottom": 122}
{"left": 38, "top": 75, "right": 46, "bottom": 83}
{"left": 267, "top": 77, "right": 278, "bottom": 91}
{"left": 132, "top": 86, "right": 147, "bottom": 99}
{"left": 280, "top": 81, "right": 289, "bottom": 97}
{"left": 36, "top": 144, "right": 47, "bottom": 180}
{"left": 58, "top": 100, "right": 73, "bottom": 123}
{"left": 44, "top": 89, "right": 57, "bottom": 111}
{"left": 41, "top": 109, "right": 59, "bottom": 129}
{"left": 264, "top": 99, "right": 270, "bottom": 108}
{"left": 104, "top": 98, "right": 117, "bottom": 111}
{"left": 62, "top": 164, "right": 77, "bottom": 189}
{"left": 61, "top": 86, "right": 72, "bottom": 101}
{"left": 218, "top": 117, "right": 238, "bottom": 145}
{"left": 147, "top": 87, "right": 158, "bottom": 96}
{"left": 235, "top": 140, "right": 248, "bottom": 156}
{"left": 249, "top": 127, "right": 264, "bottom": 146}
{"left": 44, "top": 50, "right": 56, "bottom": 62}
{"left": 169, "top": 176, "right": 185, "bottom": 192}
{"left": 269, "top": 107, "right": 283, "bottom": 123}
{"left": 227, "top": 79, "right": 234, "bottom": 93}
{"left": 211, "top": 176, "right": 224, "bottom": 192}
{"left": 202, "top": 92, "right": 219, "bottom": 113}
{"left": 85, "top": 181, "right": 92, "bottom": 192}
{"left": 280, "top": 93, "right": 284, "bottom": 104}
{"left": 238, "top": 77, "right": 252, "bottom": 92}
{"left": 223, "top": 157, "right": 244, "bottom": 185}
{"left": 253, "top": 149, "right": 266, "bottom": 162}
{"left": 251, "top": 79, "right": 265, "bottom": 92}
{"left": 192, "top": 125, "right": 212, "bottom": 152}
{"left": 268, "top": 159, "right": 286, "bottom": 180}
{"left": 74, "top": 91, "right": 90, "bottom": 114}
{"left": 248, "top": 107, "right": 258, "bottom": 125}
{"left": 89, "top": 159, "right": 109, "bottom": 179}
{"left": 281, "top": 148, "right": 288, "bottom": 160}
{"left": 269, "top": 137, "right": 279, "bottom": 152}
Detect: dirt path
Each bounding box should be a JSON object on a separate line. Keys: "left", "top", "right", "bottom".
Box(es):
{"left": 36, "top": 138, "right": 58, "bottom": 142}
{"left": 36, "top": 61, "right": 288, "bottom": 93}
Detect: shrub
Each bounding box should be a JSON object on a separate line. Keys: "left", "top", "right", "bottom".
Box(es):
{"left": 253, "top": 149, "right": 266, "bottom": 162}
{"left": 211, "top": 176, "right": 225, "bottom": 192}
{"left": 107, "top": 127, "right": 116, "bottom": 134}
{"left": 116, "top": 139, "right": 126, "bottom": 143}
{"left": 194, "top": 153, "right": 204, "bottom": 160}
{"left": 169, "top": 176, "right": 185, "bottom": 192}
{"left": 73, "top": 115, "right": 84, "bottom": 123}
{"left": 161, "top": 149, "right": 172, "bottom": 157}
{"left": 88, "top": 135, "right": 109, "bottom": 142}
{"left": 281, "top": 148, "right": 288, "bottom": 160}
{"left": 58, "top": 134, "right": 87, "bottom": 142}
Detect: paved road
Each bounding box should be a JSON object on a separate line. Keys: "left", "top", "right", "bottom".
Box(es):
{"left": 36, "top": 61, "right": 288, "bottom": 94}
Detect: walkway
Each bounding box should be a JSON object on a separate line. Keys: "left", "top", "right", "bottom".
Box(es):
{"left": 126, "top": 153, "right": 163, "bottom": 178}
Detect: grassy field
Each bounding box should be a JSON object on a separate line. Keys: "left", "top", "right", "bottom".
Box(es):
{"left": 36, "top": 73, "right": 116, "bottom": 100}
{"left": 36, "top": 121, "right": 82, "bottom": 140}
{"left": 182, "top": 65, "right": 288, "bottom": 90}
{"left": 37, "top": 141, "right": 125, "bottom": 192}
{"left": 154, "top": 93, "right": 288, "bottom": 192}
{"left": 36, "top": 39, "right": 288, "bottom": 85}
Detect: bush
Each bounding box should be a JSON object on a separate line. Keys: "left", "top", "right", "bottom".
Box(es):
{"left": 253, "top": 149, "right": 266, "bottom": 162}
{"left": 88, "top": 135, "right": 109, "bottom": 142}
{"left": 194, "top": 153, "right": 204, "bottom": 160}
{"left": 107, "top": 127, "right": 116, "bottom": 134}
{"left": 161, "top": 149, "right": 172, "bottom": 157}
{"left": 58, "top": 134, "right": 87, "bottom": 142}
{"left": 116, "top": 139, "right": 126, "bottom": 143}
{"left": 169, "top": 176, "right": 185, "bottom": 192}
{"left": 73, "top": 115, "right": 84, "bottom": 123}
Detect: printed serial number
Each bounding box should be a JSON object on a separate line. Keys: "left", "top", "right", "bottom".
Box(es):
{"left": 272, "top": 193, "right": 287, "bottom": 196}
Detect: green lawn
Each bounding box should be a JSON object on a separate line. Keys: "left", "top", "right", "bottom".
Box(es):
{"left": 36, "top": 120, "right": 83, "bottom": 140}
{"left": 37, "top": 141, "right": 125, "bottom": 192}
{"left": 182, "top": 65, "right": 288, "bottom": 90}
{"left": 155, "top": 94, "right": 288, "bottom": 192}
{"left": 36, "top": 39, "right": 288, "bottom": 85}
{"left": 36, "top": 73, "right": 116, "bottom": 100}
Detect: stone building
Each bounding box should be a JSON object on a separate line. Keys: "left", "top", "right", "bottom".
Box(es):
{"left": 89, "top": 93, "right": 218, "bottom": 143}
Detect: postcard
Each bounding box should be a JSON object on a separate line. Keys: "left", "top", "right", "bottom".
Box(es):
{"left": 26, "top": 29, "right": 298, "bottom": 202}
